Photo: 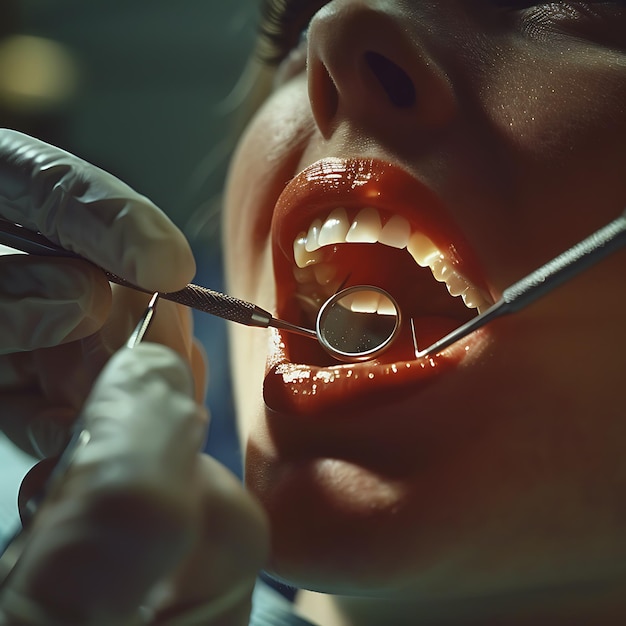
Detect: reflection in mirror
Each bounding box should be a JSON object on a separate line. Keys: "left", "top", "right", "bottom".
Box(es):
{"left": 316, "top": 286, "right": 400, "bottom": 362}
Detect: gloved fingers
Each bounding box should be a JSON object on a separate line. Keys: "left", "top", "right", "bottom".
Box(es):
{"left": 0, "top": 390, "right": 72, "bottom": 457}
{"left": 96, "top": 284, "right": 153, "bottom": 355}
{"left": 148, "top": 455, "right": 268, "bottom": 626}
{"left": 142, "top": 299, "right": 208, "bottom": 404}
{"left": 67, "top": 343, "right": 208, "bottom": 480}
{"left": 3, "top": 483, "right": 196, "bottom": 626}
{"left": 97, "top": 285, "right": 192, "bottom": 361}
{"left": 33, "top": 337, "right": 111, "bottom": 417}
{"left": 0, "top": 335, "right": 112, "bottom": 457}
{"left": 0, "top": 129, "right": 195, "bottom": 292}
{"left": 102, "top": 285, "right": 207, "bottom": 402}
{"left": 1, "top": 344, "right": 208, "bottom": 625}
{"left": 101, "top": 285, "right": 193, "bottom": 356}
{"left": 3, "top": 287, "right": 206, "bottom": 455}
{"left": 0, "top": 343, "right": 81, "bottom": 459}
{"left": 0, "top": 338, "right": 124, "bottom": 458}
{"left": 93, "top": 284, "right": 184, "bottom": 357}
{"left": 143, "top": 297, "right": 195, "bottom": 363}
{"left": 0, "top": 255, "right": 111, "bottom": 355}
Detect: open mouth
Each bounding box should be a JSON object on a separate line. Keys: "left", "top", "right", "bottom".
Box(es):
{"left": 271, "top": 158, "right": 492, "bottom": 368}
{"left": 286, "top": 207, "right": 491, "bottom": 364}
{"left": 264, "top": 157, "right": 493, "bottom": 415}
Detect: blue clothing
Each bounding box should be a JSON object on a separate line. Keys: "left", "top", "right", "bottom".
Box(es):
{"left": 250, "top": 581, "right": 316, "bottom": 626}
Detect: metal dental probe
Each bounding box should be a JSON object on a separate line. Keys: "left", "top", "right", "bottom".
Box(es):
{"left": 126, "top": 291, "right": 160, "bottom": 348}
{"left": 414, "top": 209, "right": 626, "bottom": 358}
{"left": 0, "top": 218, "right": 402, "bottom": 361}
{"left": 0, "top": 217, "right": 316, "bottom": 340}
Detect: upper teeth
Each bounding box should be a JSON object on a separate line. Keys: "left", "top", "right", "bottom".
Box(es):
{"left": 293, "top": 207, "right": 490, "bottom": 311}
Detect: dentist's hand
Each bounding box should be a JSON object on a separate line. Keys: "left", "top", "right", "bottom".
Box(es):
{"left": 0, "top": 344, "right": 268, "bottom": 626}
{"left": 0, "top": 129, "right": 206, "bottom": 456}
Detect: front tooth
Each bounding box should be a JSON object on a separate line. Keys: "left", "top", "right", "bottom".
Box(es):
{"left": 345, "top": 290, "right": 381, "bottom": 313}
{"left": 377, "top": 297, "right": 397, "bottom": 316}
{"left": 430, "top": 257, "right": 452, "bottom": 282}
{"left": 444, "top": 270, "right": 469, "bottom": 297}
{"left": 407, "top": 232, "right": 441, "bottom": 267}
{"left": 318, "top": 208, "right": 350, "bottom": 246}
{"left": 305, "top": 219, "right": 323, "bottom": 252}
{"left": 294, "top": 233, "right": 322, "bottom": 268}
{"left": 345, "top": 207, "right": 382, "bottom": 243}
{"left": 379, "top": 215, "right": 411, "bottom": 249}
{"left": 463, "top": 288, "right": 490, "bottom": 311}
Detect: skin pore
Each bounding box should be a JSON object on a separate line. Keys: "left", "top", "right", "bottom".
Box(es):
{"left": 223, "top": 0, "right": 626, "bottom": 624}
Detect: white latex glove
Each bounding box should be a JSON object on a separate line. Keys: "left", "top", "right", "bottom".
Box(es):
{"left": 0, "top": 129, "right": 206, "bottom": 455}
{"left": 0, "top": 344, "right": 268, "bottom": 626}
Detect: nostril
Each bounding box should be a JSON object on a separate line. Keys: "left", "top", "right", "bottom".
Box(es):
{"left": 364, "top": 51, "right": 416, "bottom": 108}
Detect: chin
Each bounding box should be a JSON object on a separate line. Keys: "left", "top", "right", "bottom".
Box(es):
{"left": 247, "top": 431, "right": 626, "bottom": 600}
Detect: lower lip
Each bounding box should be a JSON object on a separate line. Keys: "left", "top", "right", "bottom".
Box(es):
{"left": 263, "top": 327, "right": 481, "bottom": 418}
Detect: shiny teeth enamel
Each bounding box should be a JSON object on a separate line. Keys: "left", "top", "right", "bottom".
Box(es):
{"left": 292, "top": 207, "right": 490, "bottom": 312}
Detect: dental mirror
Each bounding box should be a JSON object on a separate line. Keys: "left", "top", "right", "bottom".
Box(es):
{"left": 0, "top": 217, "right": 403, "bottom": 363}
{"left": 316, "top": 286, "right": 401, "bottom": 362}
{"left": 265, "top": 284, "right": 401, "bottom": 362}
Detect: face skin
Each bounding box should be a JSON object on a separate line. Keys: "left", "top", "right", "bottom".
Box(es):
{"left": 223, "top": 0, "right": 626, "bottom": 622}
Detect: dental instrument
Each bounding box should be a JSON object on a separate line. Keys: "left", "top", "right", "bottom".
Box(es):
{"left": 126, "top": 291, "right": 160, "bottom": 348}
{"left": 415, "top": 209, "right": 626, "bottom": 357}
{"left": 0, "top": 218, "right": 400, "bottom": 362}
{"left": 0, "top": 294, "right": 161, "bottom": 588}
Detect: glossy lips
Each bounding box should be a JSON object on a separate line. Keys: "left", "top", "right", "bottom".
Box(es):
{"left": 265, "top": 158, "right": 491, "bottom": 416}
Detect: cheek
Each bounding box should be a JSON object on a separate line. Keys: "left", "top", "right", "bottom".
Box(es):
{"left": 483, "top": 44, "right": 626, "bottom": 205}
{"left": 223, "top": 77, "right": 315, "bottom": 444}
{"left": 462, "top": 43, "right": 626, "bottom": 288}
{"left": 224, "top": 76, "right": 314, "bottom": 299}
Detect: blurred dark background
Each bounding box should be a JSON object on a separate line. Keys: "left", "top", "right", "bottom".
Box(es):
{"left": 2, "top": 0, "right": 258, "bottom": 232}
{"left": 0, "top": 0, "right": 261, "bottom": 478}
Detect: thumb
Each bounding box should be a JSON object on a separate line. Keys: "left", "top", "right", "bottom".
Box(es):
{"left": 1, "top": 344, "right": 208, "bottom": 625}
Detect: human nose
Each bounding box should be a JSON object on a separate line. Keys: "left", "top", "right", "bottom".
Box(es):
{"left": 307, "top": 0, "right": 457, "bottom": 138}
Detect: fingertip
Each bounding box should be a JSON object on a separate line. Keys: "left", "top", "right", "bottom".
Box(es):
{"left": 130, "top": 235, "right": 196, "bottom": 293}
{"left": 78, "top": 342, "right": 207, "bottom": 481}
{"left": 139, "top": 301, "right": 207, "bottom": 403}
{"left": 107, "top": 342, "right": 197, "bottom": 401}
{"left": 114, "top": 204, "right": 197, "bottom": 292}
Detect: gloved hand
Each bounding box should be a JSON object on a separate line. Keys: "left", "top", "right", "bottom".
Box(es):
{"left": 0, "top": 344, "right": 268, "bottom": 626}
{"left": 0, "top": 129, "right": 206, "bottom": 456}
